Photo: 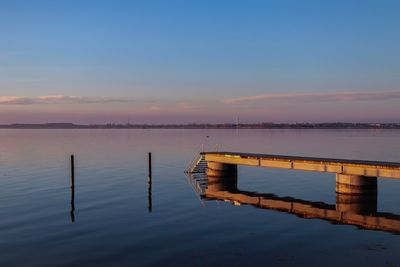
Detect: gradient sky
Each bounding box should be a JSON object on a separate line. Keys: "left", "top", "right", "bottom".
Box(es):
{"left": 1, "top": 0, "right": 400, "bottom": 123}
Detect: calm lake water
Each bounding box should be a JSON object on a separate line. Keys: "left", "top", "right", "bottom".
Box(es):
{"left": 0, "top": 129, "right": 400, "bottom": 266}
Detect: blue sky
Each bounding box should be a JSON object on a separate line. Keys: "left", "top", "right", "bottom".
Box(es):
{"left": 1, "top": 0, "right": 400, "bottom": 123}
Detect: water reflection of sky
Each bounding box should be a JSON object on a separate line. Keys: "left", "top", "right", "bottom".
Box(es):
{"left": 0, "top": 129, "right": 400, "bottom": 266}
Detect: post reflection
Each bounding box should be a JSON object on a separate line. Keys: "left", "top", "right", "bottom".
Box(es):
{"left": 148, "top": 152, "right": 152, "bottom": 213}
{"left": 190, "top": 171, "right": 400, "bottom": 234}
{"left": 70, "top": 184, "right": 75, "bottom": 223}
{"left": 148, "top": 174, "right": 152, "bottom": 213}
{"left": 70, "top": 155, "right": 75, "bottom": 223}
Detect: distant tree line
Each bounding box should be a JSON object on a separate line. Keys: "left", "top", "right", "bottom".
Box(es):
{"left": 0, "top": 122, "right": 400, "bottom": 129}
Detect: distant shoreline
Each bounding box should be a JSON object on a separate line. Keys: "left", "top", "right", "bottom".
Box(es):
{"left": 0, "top": 123, "right": 399, "bottom": 129}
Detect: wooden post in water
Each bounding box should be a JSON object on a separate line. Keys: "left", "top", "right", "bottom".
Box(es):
{"left": 70, "top": 154, "right": 75, "bottom": 188}
{"left": 148, "top": 152, "right": 152, "bottom": 178}
{"left": 148, "top": 152, "right": 152, "bottom": 213}
{"left": 70, "top": 154, "right": 75, "bottom": 222}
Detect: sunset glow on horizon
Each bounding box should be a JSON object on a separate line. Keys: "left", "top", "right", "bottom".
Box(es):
{"left": 1, "top": 0, "right": 400, "bottom": 123}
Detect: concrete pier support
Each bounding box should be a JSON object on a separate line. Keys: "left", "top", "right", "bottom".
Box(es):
{"left": 336, "top": 174, "right": 377, "bottom": 195}
{"left": 207, "top": 162, "right": 238, "bottom": 192}
{"left": 207, "top": 162, "right": 237, "bottom": 177}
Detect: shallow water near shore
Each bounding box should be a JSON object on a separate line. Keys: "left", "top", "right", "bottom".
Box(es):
{"left": 0, "top": 129, "right": 400, "bottom": 266}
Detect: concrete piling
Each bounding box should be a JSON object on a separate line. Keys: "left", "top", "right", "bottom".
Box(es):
{"left": 207, "top": 162, "right": 237, "bottom": 177}
{"left": 336, "top": 174, "right": 377, "bottom": 195}
{"left": 207, "top": 162, "right": 238, "bottom": 192}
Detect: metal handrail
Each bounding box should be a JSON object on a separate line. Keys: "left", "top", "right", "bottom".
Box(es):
{"left": 184, "top": 143, "right": 221, "bottom": 173}
{"left": 185, "top": 151, "right": 202, "bottom": 173}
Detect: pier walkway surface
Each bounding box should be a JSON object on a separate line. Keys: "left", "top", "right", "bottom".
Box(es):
{"left": 203, "top": 152, "right": 400, "bottom": 179}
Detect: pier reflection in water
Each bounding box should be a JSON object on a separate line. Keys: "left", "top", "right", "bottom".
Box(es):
{"left": 189, "top": 170, "right": 400, "bottom": 234}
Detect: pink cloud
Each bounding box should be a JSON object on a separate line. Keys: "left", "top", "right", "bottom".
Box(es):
{"left": 223, "top": 91, "right": 400, "bottom": 104}
{"left": 0, "top": 95, "right": 135, "bottom": 105}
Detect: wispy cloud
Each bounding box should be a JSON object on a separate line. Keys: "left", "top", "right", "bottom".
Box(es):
{"left": 176, "top": 101, "right": 200, "bottom": 110}
{"left": 223, "top": 91, "right": 400, "bottom": 104}
{"left": 0, "top": 95, "right": 135, "bottom": 105}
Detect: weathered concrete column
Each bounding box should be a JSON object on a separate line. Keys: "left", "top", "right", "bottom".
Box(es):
{"left": 336, "top": 174, "right": 377, "bottom": 195}
{"left": 207, "top": 162, "right": 238, "bottom": 192}
{"left": 207, "top": 162, "right": 237, "bottom": 177}
{"left": 336, "top": 193, "right": 377, "bottom": 215}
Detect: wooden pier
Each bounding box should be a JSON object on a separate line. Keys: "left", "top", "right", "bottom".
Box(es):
{"left": 203, "top": 152, "right": 400, "bottom": 178}
{"left": 186, "top": 152, "right": 400, "bottom": 233}
{"left": 201, "top": 151, "right": 400, "bottom": 195}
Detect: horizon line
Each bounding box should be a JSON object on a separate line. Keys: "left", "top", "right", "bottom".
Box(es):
{"left": 1, "top": 122, "right": 399, "bottom": 126}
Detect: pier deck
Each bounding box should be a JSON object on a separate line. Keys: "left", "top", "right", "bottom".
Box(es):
{"left": 203, "top": 152, "right": 400, "bottom": 179}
